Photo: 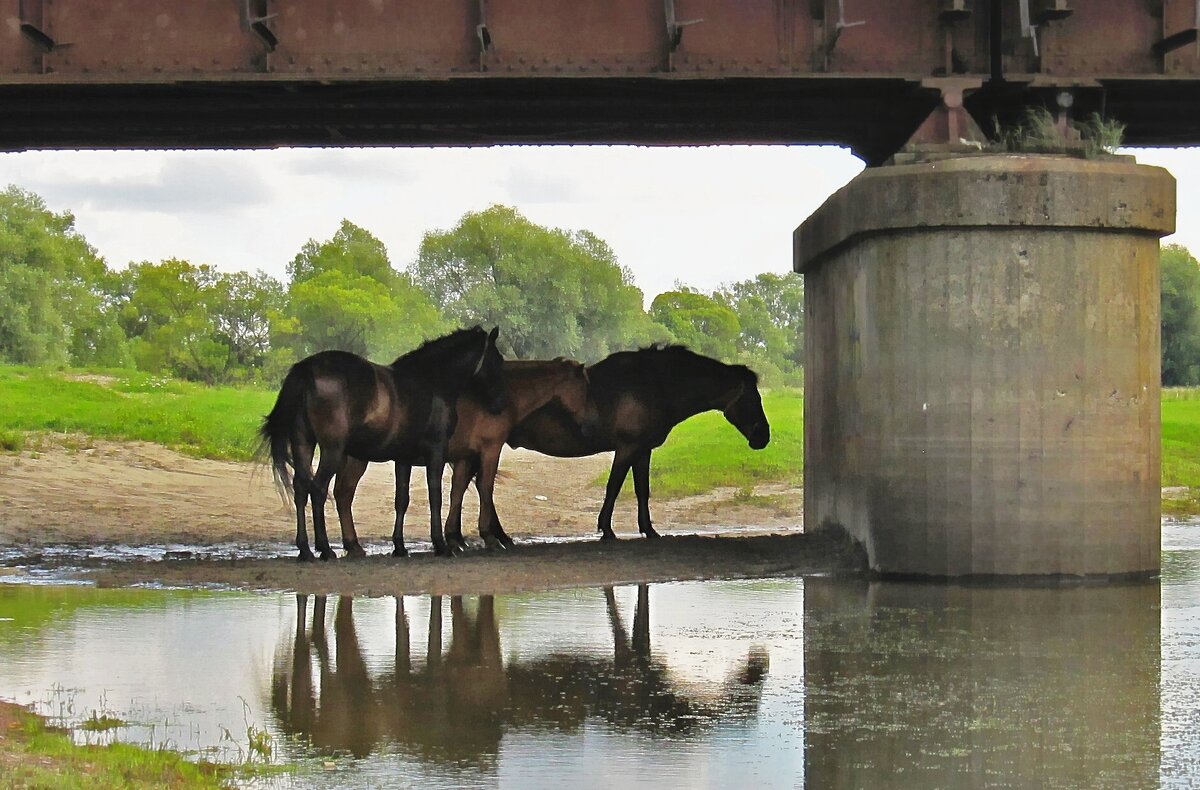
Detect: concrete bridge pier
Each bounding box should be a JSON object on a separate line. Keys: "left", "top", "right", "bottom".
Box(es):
{"left": 795, "top": 155, "right": 1175, "bottom": 579}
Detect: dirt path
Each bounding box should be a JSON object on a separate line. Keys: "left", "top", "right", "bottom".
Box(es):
{"left": 0, "top": 439, "right": 846, "bottom": 594}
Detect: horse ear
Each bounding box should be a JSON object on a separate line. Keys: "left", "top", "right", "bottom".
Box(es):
{"left": 488, "top": 326, "right": 500, "bottom": 345}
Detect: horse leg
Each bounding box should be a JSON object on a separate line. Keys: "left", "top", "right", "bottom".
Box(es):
{"left": 470, "top": 466, "right": 513, "bottom": 548}
{"left": 291, "top": 437, "right": 317, "bottom": 562}
{"left": 310, "top": 446, "right": 344, "bottom": 561}
{"left": 333, "top": 457, "right": 369, "bottom": 559}
{"left": 484, "top": 503, "right": 515, "bottom": 549}
{"left": 630, "top": 450, "right": 660, "bottom": 539}
{"left": 475, "top": 448, "right": 506, "bottom": 551}
{"left": 391, "top": 464, "right": 412, "bottom": 557}
{"left": 426, "top": 452, "right": 450, "bottom": 557}
{"left": 445, "top": 459, "right": 475, "bottom": 554}
{"left": 597, "top": 451, "right": 634, "bottom": 541}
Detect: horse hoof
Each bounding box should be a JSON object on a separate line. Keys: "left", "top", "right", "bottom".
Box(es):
{"left": 391, "top": 547, "right": 408, "bottom": 558}
{"left": 297, "top": 550, "right": 317, "bottom": 563}
{"left": 599, "top": 530, "right": 618, "bottom": 542}
{"left": 344, "top": 543, "right": 367, "bottom": 559}
{"left": 319, "top": 550, "right": 337, "bottom": 561}
{"left": 433, "top": 543, "right": 452, "bottom": 558}
{"left": 642, "top": 527, "right": 661, "bottom": 540}
{"left": 483, "top": 536, "right": 503, "bottom": 551}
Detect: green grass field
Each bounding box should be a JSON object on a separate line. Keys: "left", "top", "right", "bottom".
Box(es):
{"left": 1162, "top": 400, "right": 1200, "bottom": 487}
{"left": 4, "top": 367, "right": 1200, "bottom": 509}
{"left": 640, "top": 391, "right": 803, "bottom": 497}
{"left": 0, "top": 366, "right": 274, "bottom": 461}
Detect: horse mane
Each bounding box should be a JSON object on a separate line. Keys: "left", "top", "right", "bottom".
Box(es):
{"left": 612, "top": 343, "right": 757, "bottom": 385}
{"left": 390, "top": 325, "right": 486, "bottom": 369}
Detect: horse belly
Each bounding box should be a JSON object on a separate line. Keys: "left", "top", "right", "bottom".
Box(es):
{"left": 611, "top": 395, "right": 651, "bottom": 436}
{"left": 509, "top": 428, "right": 606, "bottom": 458}
{"left": 448, "top": 413, "right": 507, "bottom": 461}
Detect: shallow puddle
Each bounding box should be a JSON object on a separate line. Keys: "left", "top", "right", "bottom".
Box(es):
{"left": 0, "top": 525, "right": 1196, "bottom": 788}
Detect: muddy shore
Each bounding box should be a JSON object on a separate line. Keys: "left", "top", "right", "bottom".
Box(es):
{"left": 0, "top": 440, "right": 864, "bottom": 594}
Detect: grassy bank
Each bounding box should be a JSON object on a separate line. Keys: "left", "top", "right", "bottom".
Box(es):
{"left": 0, "top": 700, "right": 238, "bottom": 789}
{"left": 0, "top": 367, "right": 274, "bottom": 461}
{"left": 1161, "top": 388, "right": 1200, "bottom": 515}
{"left": 647, "top": 391, "right": 803, "bottom": 497}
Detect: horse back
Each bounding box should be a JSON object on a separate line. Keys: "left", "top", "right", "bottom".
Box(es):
{"left": 300, "top": 351, "right": 425, "bottom": 459}
{"left": 447, "top": 360, "right": 575, "bottom": 456}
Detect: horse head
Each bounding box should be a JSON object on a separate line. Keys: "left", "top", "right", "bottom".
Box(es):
{"left": 551, "top": 357, "right": 598, "bottom": 436}
{"left": 723, "top": 367, "right": 770, "bottom": 450}
{"left": 474, "top": 326, "right": 508, "bottom": 414}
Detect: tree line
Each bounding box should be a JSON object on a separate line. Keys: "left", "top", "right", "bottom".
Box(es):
{"left": 1162, "top": 244, "right": 1200, "bottom": 386}
{"left": 0, "top": 188, "right": 804, "bottom": 387}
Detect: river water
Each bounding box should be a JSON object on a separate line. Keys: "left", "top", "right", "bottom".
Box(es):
{"left": 0, "top": 523, "right": 1196, "bottom": 788}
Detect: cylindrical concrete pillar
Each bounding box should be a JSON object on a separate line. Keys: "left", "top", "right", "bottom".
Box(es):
{"left": 795, "top": 155, "right": 1175, "bottom": 578}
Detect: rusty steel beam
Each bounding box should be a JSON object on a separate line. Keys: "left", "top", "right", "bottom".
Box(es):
{"left": 1, "top": 1, "right": 1199, "bottom": 162}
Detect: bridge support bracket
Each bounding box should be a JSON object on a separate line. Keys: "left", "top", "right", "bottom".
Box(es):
{"left": 889, "top": 78, "right": 986, "bottom": 164}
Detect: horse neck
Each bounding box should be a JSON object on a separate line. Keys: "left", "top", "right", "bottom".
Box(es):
{"left": 394, "top": 331, "right": 484, "bottom": 387}
{"left": 395, "top": 349, "right": 478, "bottom": 392}
{"left": 506, "top": 365, "right": 574, "bottom": 421}
{"left": 672, "top": 362, "right": 741, "bottom": 419}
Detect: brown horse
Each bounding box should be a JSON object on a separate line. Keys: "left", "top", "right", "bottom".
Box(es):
{"left": 259, "top": 326, "right": 506, "bottom": 561}
{"left": 504, "top": 345, "right": 770, "bottom": 541}
{"left": 333, "top": 358, "right": 591, "bottom": 556}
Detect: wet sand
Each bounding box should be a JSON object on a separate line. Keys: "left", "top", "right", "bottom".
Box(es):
{"left": 0, "top": 439, "right": 862, "bottom": 594}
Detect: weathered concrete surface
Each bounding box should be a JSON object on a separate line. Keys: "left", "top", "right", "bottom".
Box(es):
{"left": 795, "top": 155, "right": 1174, "bottom": 578}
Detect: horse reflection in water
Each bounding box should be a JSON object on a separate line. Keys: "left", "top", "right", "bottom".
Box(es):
{"left": 271, "top": 588, "right": 769, "bottom": 762}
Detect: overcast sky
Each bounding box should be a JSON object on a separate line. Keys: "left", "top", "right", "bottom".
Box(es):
{"left": 1, "top": 144, "right": 1198, "bottom": 302}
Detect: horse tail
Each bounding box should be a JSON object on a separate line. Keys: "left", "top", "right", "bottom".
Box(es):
{"left": 258, "top": 361, "right": 311, "bottom": 503}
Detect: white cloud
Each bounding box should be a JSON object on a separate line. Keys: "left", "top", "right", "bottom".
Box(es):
{"left": 9, "top": 144, "right": 1196, "bottom": 300}
{"left": 1124, "top": 147, "right": 1200, "bottom": 257}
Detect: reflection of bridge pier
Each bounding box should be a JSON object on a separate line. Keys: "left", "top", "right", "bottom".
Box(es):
{"left": 271, "top": 587, "right": 769, "bottom": 764}
{"left": 802, "top": 578, "right": 1161, "bottom": 787}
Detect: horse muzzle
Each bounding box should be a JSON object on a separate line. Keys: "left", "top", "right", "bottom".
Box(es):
{"left": 748, "top": 424, "right": 770, "bottom": 450}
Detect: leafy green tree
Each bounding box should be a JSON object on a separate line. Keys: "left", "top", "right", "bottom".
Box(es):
{"left": 717, "top": 272, "right": 804, "bottom": 369}
{"left": 119, "top": 259, "right": 230, "bottom": 384}
{"left": 1161, "top": 244, "right": 1200, "bottom": 386}
{"left": 278, "top": 269, "right": 396, "bottom": 357}
{"left": 713, "top": 271, "right": 805, "bottom": 386}
{"left": 211, "top": 270, "right": 287, "bottom": 378}
{"left": 288, "top": 219, "right": 398, "bottom": 288}
{"left": 650, "top": 289, "right": 741, "bottom": 361}
{"left": 411, "top": 205, "right": 662, "bottom": 360}
{"left": 281, "top": 221, "right": 445, "bottom": 360}
{"left": 0, "top": 185, "right": 129, "bottom": 367}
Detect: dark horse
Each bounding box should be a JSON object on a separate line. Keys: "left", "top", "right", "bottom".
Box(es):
{"left": 504, "top": 345, "right": 771, "bottom": 541}
{"left": 333, "top": 358, "right": 592, "bottom": 556}
{"left": 260, "top": 326, "right": 506, "bottom": 561}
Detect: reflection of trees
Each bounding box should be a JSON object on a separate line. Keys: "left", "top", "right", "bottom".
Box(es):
{"left": 271, "top": 586, "right": 769, "bottom": 763}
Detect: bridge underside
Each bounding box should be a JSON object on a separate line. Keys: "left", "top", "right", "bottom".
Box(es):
{"left": 4, "top": 1, "right": 1200, "bottom": 162}
{"left": 5, "top": 77, "right": 1200, "bottom": 166}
